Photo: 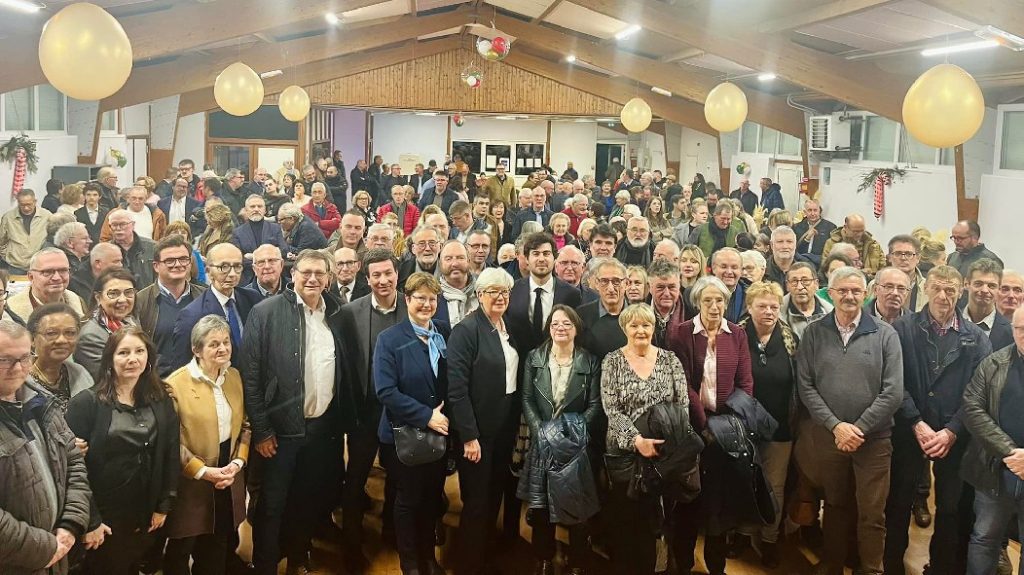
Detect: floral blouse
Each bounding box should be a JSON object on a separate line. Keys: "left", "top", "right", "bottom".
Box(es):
{"left": 600, "top": 347, "right": 688, "bottom": 453}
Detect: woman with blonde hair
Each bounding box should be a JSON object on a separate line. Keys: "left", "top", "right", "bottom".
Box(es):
{"left": 919, "top": 237, "right": 947, "bottom": 274}
{"left": 59, "top": 182, "right": 86, "bottom": 216}
{"left": 679, "top": 245, "right": 707, "bottom": 289}
{"left": 198, "top": 203, "right": 235, "bottom": 258}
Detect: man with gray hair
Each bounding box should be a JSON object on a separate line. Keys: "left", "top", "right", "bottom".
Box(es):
{"left": 247, "top": 244, "right": 286, "bottom": 298}
{"left": 796, "top": 266, "right": 903, "bottom": 575}
{"left": 511, "top": 186, "right": 554, "bottom": 242}
{"left": 69, "top": 242, "right": 123, "bottom": 307}
{"left": 221, "top": 168, "right": 247, "bottom": 221}
{"left": 554, "top": 244, "right": 596, "bottom": 303}
{"left": 0, "top": 188, "right": 51, "bottom": 274}
{"left": 730, "top": 176, "right": 757, "bottom": 215}
{"left": 0, "top": 319, "right": 92, "bottom": 574}
{"left": 688, "top": 201, "right": 741, "bottom": 259}
{"left": 53, "top": 221, "right": 92, "bottom": 275}
{"left": 278, "top": 202, "right": 328, "bottom": 258}
{"left": 653, "top": 238, "right": 681, "bottom": 265}
{"left": 7, "top": 248, "right": 87, "bottom": 323}
{"left": 437, "top": 240, "right": 479, "bottom": 325}
{"left": 365, "top": 223, "right": 395, "bottom": 252}
{"left": 577, "top": 257, "right": 629, "bottom": 361}
{"left": 106, "top": 208, "right": 157, "bottom": 287}
{"left": 615, "top": 215, "right": 653, "bottom": 267}
{"left": 764, "top": 225, "right": 815, "bottom": 287}
{"left": 398, "top": 225, "right": 443, "bottom": 287}
{"left": 828, "top": 241, "right": 863, "bottom": 269}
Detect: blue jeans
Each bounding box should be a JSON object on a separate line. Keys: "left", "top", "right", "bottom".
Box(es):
{"left": 967, "top": 469, "right": 1024, "bottom": 575}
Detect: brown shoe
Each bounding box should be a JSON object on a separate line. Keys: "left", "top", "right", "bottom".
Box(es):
{"left": 912, "top": 498, "right": 932, "bottom": 528}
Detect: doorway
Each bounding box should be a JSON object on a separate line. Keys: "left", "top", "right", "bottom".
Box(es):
{"left": 596, "top": 143, "right": 625, "bottom": 183}
{"left": 775, "top": 165, "right": 804, "bottom": 212}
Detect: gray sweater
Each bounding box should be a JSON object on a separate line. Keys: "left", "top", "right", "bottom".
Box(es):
{"left": 796, "top": 311, "right": 903, "bottom": 436}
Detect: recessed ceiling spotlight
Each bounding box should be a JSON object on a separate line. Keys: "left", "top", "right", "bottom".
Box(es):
{"left": 325, "top": 12, "right": 340, "bottom": 25}
{"left": 565, "top": 54, "right": 577, "bottom": 63}
{"left": 614, "top": 24, "right": 641, "bottom": 41}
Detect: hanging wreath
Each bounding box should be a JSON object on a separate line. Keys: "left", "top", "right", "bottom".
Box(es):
{"left": 0, "top": 134, "right": 39, "bottom": 197}
{"left": 857, "top": 167, "right": 907, "bottom": 220}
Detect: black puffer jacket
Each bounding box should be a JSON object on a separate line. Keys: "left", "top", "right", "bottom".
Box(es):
{"left": 516, "top": 412, "right": 599, "bottom": 525}
{"left": 241, "top": 289, "right": 352, "bottom": 442}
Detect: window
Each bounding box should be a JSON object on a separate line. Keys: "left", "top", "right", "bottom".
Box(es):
{"left": 4, "top": 88, "right": 33, "bottom": 131}
{"left": 101, "top": 110, "right": 117, "bottom": 132}
{"left": 759, "top": 126, "right": 779, "bottom": 155}
{"left": 37, "top": 85, "right": 64, "bottom": 131}
{"left": 863, "top": 116, "right": 897, "bottom": 162}
{"left": 899, "top": 132, "right": 936, "bottom": 165}
{"left": 1000, "top": 110, "right": 1024, "bottom": 171}
{"left": 939, "top": 147, "right": 955, "bottom": 166}
{"left": 740, "top": 122, "right": 758, "bottom": 153}
{"left": 779, "top": 132, "right": 801, "bottom": 156}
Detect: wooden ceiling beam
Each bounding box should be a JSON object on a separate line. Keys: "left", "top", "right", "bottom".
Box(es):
{"left": 0, "top": 0, "right": 387, "bottom": 95}
{"left": 532, "top": 0, "right": 565, "bottom": 23}
{"left": 100, "top": 10, "right": 468, "bottom": 112}
{"left": 575, "top": 0, "right": 912, "bottom": 121}
{"left": 758, "top": 0, "right": 896, "bottom": 34}
{"left": 501, "top": 51, "right": 717, "bottom": 136}
{"left": 178, "top": 38, "right": 460, "bottom": 116}
{"left": 661, "top": 47, "right": 704, "bottom": 63}
{"left": 492, "top": 13, "right": 806, "bottom": 138}
{"left": 919, "top": 0, "right": 1024, "bottom": 40}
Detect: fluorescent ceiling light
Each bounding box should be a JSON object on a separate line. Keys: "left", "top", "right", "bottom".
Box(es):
{"left": 0, "top": 0, "right": 42, "bottom": 13}
{"left": 325, "top": 12, "right": 340, "bottom": 25}
{"left": 259, "top": 69, "right": 283, "bottom": 79}
{"left": 651, "top": 86, "right": 672, "bottom": 97}
{"left": 758, "top": 73, "right": 776, "bottom": 82}
{"left": 495, "top": 115, "right": 518, "bottom": 120}
{"left": 565, "top": 54, "right": 577, "bottom": 63}
{"left": 574, "top": 118, "right": 595, "bottom": 122}
{"left": 596, "top": 118, "right": 617, "bottom": 123}
{"left": 976, "top": 25, "right": 1024, "bottom": 51}
{"left": 921, "top": 40, "right": 998, "bottom": 57}
{"left": 415, "top": 112, "right": 439, "bottom": 116}
{"left": 614, "top": 24, "right": 641, "bottom": 41}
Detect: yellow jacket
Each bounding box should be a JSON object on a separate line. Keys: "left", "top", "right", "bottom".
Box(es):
{"left": 0, "top": 207, "right": 51, "bottom": 270}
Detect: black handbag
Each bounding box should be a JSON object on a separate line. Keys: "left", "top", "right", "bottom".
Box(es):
{"left": 393, "top": 425, "right": 447, "bottom": 466}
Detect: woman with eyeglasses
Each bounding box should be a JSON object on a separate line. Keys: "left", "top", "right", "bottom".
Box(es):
{"left": 27, "top": 303, "right": 92, "bottom": 414}
{"left": 666, "top": 276, "right": 754, "bottom": 575}
{"left": 734, "top": 281, "right": 798, "bottom": 568}
{"left": 374, "top": 272, "right": 451, "bottom": 575}
{"left": 447, "top": 267, "right": 520, "bottom": 575}
{"left": 518, "top": 304, "right": 601, "bottom": 575}
{"left": 65, "top": 327, "right": 180, "bottom": 575}
{"left": 74, "top": 268, "right": 138, "bottom": 379}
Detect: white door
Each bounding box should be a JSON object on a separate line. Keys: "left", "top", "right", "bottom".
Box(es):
{"left": 257, "top": 147, "right": 297, "bottom": 177}
{"left": 682, "top": 155, "right": 698, "bottom": 187}
{"left": 775, "top": 166, "right": 803, "bottom": 212}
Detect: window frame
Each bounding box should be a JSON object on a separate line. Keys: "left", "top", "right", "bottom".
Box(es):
{"left": 994, "top": 104, "right": 1024, "bottom": 175}
{"left": 735, "top": 121, "right": 802, "bottom": 159}
{"left": 0, "top": 85, "right": 67, "bottom": 134}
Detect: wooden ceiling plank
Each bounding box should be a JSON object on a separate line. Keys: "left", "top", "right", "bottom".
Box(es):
{"left": 661, "top": 47, "right": 704, "bottom": 63}
{"left": 533, "top": 0, "right": 565, "bottom": 23}
{"left": 0, "top": 0, "right": 388, "bottom": 95}
{"left": 758, "top": 0, "right": 896, "bottom": 34}
{"left": 493, "top": 13, "right": 807, "bottom": 138}
{"left": 100, "top": 10, "right": 468, "bottom": 112}
{"left": 575, "top": 0, "right": 912, "bottom": 121}
{"left": 919, "top": 0, "right": 1024, "bottom": 40}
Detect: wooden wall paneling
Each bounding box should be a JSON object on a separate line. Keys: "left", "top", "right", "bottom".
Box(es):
{"left": 954, "top": 144, "right": 978, "bottom": 221}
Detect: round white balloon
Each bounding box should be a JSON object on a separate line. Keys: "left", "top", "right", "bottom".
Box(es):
{"left": 278, "top": 85, "right": 310, "bottom": 122}
{"left": 621, "top": 97, "right": 653, "bottom": 133}
{"left": 38, "top": 3, "right": 134, "bottom": 100}
{"left": 214, "top": 62, "right": 265, "bottom": 116}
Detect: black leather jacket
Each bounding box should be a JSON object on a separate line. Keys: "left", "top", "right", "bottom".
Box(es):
{"left": 521, "top": 343, "right": 602, "bottom": 434}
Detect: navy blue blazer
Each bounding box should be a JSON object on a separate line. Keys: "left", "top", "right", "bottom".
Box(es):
{"left": 506, "top": 276, "right": 583, "bottom": 355}
{"left": 511, "top": 208, "right": 554, "bottom": 242}
{"left": 167, "top": 286, "right": 261, "bottom": 372}
{"left": 374, "top": 319, "right": 451, "bottom": 444}
{"left": 157, "top": 195, "right": 204, "bottom": 236}
{"left": 231, "top": 220, "right": 287, "bottom": 284}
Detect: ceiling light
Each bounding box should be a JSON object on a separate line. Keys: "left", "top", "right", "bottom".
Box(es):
{"left": 415, "top": 112, "right": 439, "bottom": 116}
{"left": 565, "top": 54, "right": 577, "bottom": 63}
{"left": 0, "top": 0, "right": 42, "bottom": 13}
{"left": 758, "top": 73, "right": 776, "bottom": 82}
{"left": 614, "top": 24, "right": 641, "bottom": 41}
{"left": 976, "top": 25, "right": 1024, "bottom": 51}
{"left": 596, "top": 118, "right": 617, "bottom": 123}
{"left": 259, "top": 69, "right": 283, "bottom": 79}
{"left": 651, "top": 86, "right": 672, "bottom": 97}
{"left": 495, "top": 115, "right": 518, "bottom": 120}
{"left": 921, "top": 40, "right": 998, "bottom": 57}
{"left": 324, "top": 12, "right": 340, "bottom": 25}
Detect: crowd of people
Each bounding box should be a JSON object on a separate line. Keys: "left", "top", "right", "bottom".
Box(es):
{"left": 1, "top": 149, "right": 1023, "bottom": 575}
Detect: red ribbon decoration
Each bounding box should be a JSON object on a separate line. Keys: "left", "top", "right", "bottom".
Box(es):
{"left": 873, "top": 173, "right": 891, "bottom": 220}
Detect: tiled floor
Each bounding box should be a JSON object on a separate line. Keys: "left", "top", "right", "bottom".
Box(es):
{"left": 236, "top": 466, "right": 1021, "bottom": 574}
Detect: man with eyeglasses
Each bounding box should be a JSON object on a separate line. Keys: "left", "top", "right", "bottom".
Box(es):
{"left": 796, "top": 265, "right": 903, "bottom": 575}
{"left": 885, "top": 264, "right": 993, "bottom": 575}
{"left": 278, "top": 202, "right": 327, "bottom": 259}
{"left": 331, "top": 246, "right": 369, "bottom": 305}
{"left": 507, "top": 232, "right": 582, "bottom": 356}
{"left": 998, "top": 270, "right": 1024, "bottom": 320}
{"left": 684, "top": 248, "right": 747, "bottom": 323}
{"left": 243, "top": 249, "right": 348, "bottom": 575}
{"left": 105, "top": 208, "right": 157, "bottom": 288}
{"left": 435, "top": 240, "right": 479, "bottom": 326}
{"left": 364, "top": 223, "right": 394, "bottom": 253}
{"left": 170, "top": 243, "right": 259, "bottom": 372}
{"left": 398, "top": 225, "right": 443, "bottom": 288}
{"left": 416, "top": 170, "right": 459, "bottom": 214}
{"left": 449, "top": 200, "right": 480, "bottom": 243}
{"left": 248, "top": 244, "right": 286, "bottom": 299}
{"left": 0, "top": 188, "right": 52, "bottom": 275}
{"left": 94, "top": 166, "right": 119, "bottom": 210}
{"left": 866, "top": 267, "right": 911, "bottom": 325}
{"left": 615, "top": 215, "right": 654, "bottom": 267}
{"left": 134, "top": 235, "right": 205, "bottom": 377}
{"left": 554, "top": 245, "right": 596, "bottom": 304}
{"left": 947, "top": 219, "right": 1002, "bottom": 279}
{"left": 577, "top": 257, "right": 629, "bottom": 362}
{"left": 963, "top": 258, "right": 1014, "bottom": 350}
{"left": 337, "top": 248, "right": 407, "bottom": 571}
{"left": 780, "top": 262, "right": 833, "bottom": 340}
{"left": 7, "top": 248, "right": 86, "bottom": 324}
{"left": 465, "top": 229, "right": 492, "bottom": 276}
{"left": 178, "top": 159, "right": 200, "bottom": 197}
{"left": 885, "top": 234, "right": 928, "bottom": 312}
{"left": 231, "top": 194, "right": 287, "bottom": 285}
{"left": 0, "top": 319, "right": 92, "bottom": 575}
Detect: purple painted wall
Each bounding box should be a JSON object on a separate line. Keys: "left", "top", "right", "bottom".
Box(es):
{"left": 333, "top": 108, "right": 369, "bottom": 170}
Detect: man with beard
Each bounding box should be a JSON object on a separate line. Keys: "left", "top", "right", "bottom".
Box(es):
{"left": 507, "top": 232, "right": 582, "bottom": 355}
{"left": 324, "top": 164, "right": 350, "bottom": 211}
{"left": 963, "top": 258, "right": 1014, "bottom": 350}
{"left": 614, "top": 216, "right": 653, "bottom": 267}
{"left": 688, "top": 202, "right": 741, "bottom": 259}
{"left": 867, "top": 267, "right": 910, "bottom": 324}
{"left": 779, "top": 262, "right": 832, "bottom": 339}
{"left": 673, "top": 199, "right": 709, "bottom": 247}
{"left": 554, "top": 245, "right": 596, "bottom": 303}
{"left": 764, "top": 226, "right": 816, "bottom": 287}
{"left": 588, "top": 224, "right": 617, "bottom": 260}
{"left": 231, "top": 194, "right": 286, "bottom": 285}
{"left": 330, "top": 246, "right": 369, "bottom": 305}
{"left": 398, "top": 225, "right": 443, "bottom": 287}
{"left": 436, "top": 240, "right": 479, "bottom": 326}
{"left": 946, "top": 220, "right": 1002, "bottom": 278}
{"left": 466, "top": 229, "right": 492, "bottom": 275}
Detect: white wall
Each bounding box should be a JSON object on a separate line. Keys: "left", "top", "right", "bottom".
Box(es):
{"left": 550, "top": 122, "right": 597, "bottom": 178}
{"left": 452, "top": 117, "right": 546, "bottom": 142}
{"left": 123, "top": 104, "right": 150, "bottom": 136}
{"left": 174, "top": 113, "right": 206, "bottom": 169}
{"left": 0, "top": 134, "right": 78, "bottom": 213}
{"left": 678, "top": 126, "right": 720, "bottom": 185}
{"left": 370, "top": 113, "right": 447, "bottom": 170}
{"left": 979, "top": 173, "right": 1024, "bottom": 272}
{"left": 640, "top": 131, "right": 667, "bottom": 174}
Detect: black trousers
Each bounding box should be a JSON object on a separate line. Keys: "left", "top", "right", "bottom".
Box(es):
{"left": 165, "top": 441, "right": 236, "bottom": 575}
{"left": 250, "top": 414, "right": 343, "bottom": 575}
{"left": 528, "top": 509, "right": 588, "bottom": 567}
{"left": 455, "top": 432, "right": 515, "bottom": 575}
{"left": 884, "top": 425, "right": 973, "bottom": 575}
{"left": 84, "top": 526, "right": 155, "bottom": 575}
{"left": 604, "top": 482, "right": 659, "bottom": 575}
{"left": 671, "top": 442, "right": 729, "bottom": 575}
{"left": 380, "top": 443, "right": 447, "bottom": 572}
{"left": 342, "top": 422, "right": 398, "bottom": 549}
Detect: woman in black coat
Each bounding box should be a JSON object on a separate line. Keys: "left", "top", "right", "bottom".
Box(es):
{"left": 518, "top": 304, "right": 602, "bottom": 575}
{"left": 447, "top": 267, "right": 520, "bottom": 575}
{"left": 375, "top": 273, "right": 451, "bottom": 575}
{"left": 65, "top": 327, "right": 180, "bottom": 575}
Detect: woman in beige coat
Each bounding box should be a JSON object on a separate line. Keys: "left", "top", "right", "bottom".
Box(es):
{"left": 164, "top": 315, "right": 250, "bottom": 575}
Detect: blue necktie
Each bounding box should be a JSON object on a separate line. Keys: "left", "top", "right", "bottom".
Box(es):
{"left": 226, "top": 299, "right": 242, "bottom": 348}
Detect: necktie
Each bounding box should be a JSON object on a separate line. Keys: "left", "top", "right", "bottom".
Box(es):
{"left": 226, "top": 299, "right": 242, "bottom": 348}
{"left": 533, "top": 287, "right": 545, "bottom": 339}
{"left": 339, "top": 285, "right": 349, "bottom": 304}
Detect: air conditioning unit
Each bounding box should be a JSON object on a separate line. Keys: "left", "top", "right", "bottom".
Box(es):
{"left": 808, "top": 115, "right": 852, "bottom": 151}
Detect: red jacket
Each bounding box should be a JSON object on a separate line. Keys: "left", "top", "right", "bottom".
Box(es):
{"left": 666, "top": 317, "right": 754, "bottom": 431}
{"left": 561, "top": 207, "right": 586, "bottom": 236}
{"left": 377, "top": 202, "right": 420, "bottom": 236}
{"left": 302, "top": 201, "right": 342, "bottom": 238}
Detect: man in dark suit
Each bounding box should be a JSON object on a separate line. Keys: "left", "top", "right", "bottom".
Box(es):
{"left": 75, "top": 183, "right": 110, "bottom": 244}
{"left": 350, "top": 159, "right": 378, "bottom": 205}
{"left": 231, "top": 194, "right": 287, "bottom": 285}
{"left": 408, "top": 163, "right": 431, "bottom": 200}
{"left": 554, "top": 245, "right": 597, "bottom": 304}
{"left": 963, "top": 257, "right": 1014, "bottom": 350}
{"left": 168, "top": 243, "right": 260, "bottom": 371}
{"left": 330, "top": 246, "right": 370, "bottom": 304}
{"left": 157, "top": 177, "right": 203, "bottom": 230}
{"left": 510, "top": 187, "right": 553, "bottom": 242}
{"left": 506, "top": 233, "right": 582, "bottom": 357}
{"left": 278, "top": 202, "right": 328, "bottom": 259}
{"left": 378, "top": 164, "right": 408, "bottom": 210}
{"left": 337, "top": 249, "right": 408, "bottom": 572}
{"left": 247, "top": 244, "right": 286, "bottom": 298}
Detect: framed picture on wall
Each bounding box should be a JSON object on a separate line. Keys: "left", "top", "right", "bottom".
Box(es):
{"left": 484, "top": 144, "right": 511, "bottom": 174}
{"left": 515, "top": 143, "right": 545, "bottom": 176}
{"left": 452, "top": 141, "right": 482, "bottom": 173}
{"left": 310, "top": 140, "right": 331, "bottom": 163}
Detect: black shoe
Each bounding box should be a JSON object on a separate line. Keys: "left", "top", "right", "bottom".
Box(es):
{"left": 533, "top": 560, "right": 554, "bottom": 575}
{"left": 801, "top": 524, "right": 824, "bottom": 550}
{"left": 760, "top": 540, "right": 780, "bottom": 568}
{"left": 912, "top": 498, "right": 932, "bottom": 528}
{"left": 725, "top": 533, "right": 750, "bottom": 559}
{"left": 422, "top": 559, "right": 446, "bottom": 575}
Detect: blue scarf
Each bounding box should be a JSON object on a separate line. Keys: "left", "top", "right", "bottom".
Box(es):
{"left": 411, "top": 321, "right": 447, "bottom": 376}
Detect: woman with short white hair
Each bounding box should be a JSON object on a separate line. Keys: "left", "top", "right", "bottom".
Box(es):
{"left": 740, "top": 250, "right": 767, "bottom": 283}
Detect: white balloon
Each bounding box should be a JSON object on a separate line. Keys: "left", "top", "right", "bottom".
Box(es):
{"left": 214, "top": 62, "right": 265, "bottom": 116}
{"left": 620, "top": 97, "right": 652, "bottom": 133}
{"left": 278, "top": 85, "right": 310, "bottom": 122}
{"left": 38, "top": 3, "right": 133, "bottom": 100}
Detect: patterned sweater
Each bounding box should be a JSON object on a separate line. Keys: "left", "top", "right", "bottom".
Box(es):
{"left": 600, "top": 348, "right": 688, "bottom": 453}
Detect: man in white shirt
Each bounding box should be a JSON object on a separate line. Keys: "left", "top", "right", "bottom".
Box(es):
{"left": 122, "top": 185, "right": 165, "bottom": 240}
{"left": 331, "top": 246, "right": 368, "bottom": 304}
